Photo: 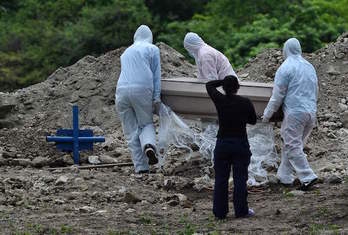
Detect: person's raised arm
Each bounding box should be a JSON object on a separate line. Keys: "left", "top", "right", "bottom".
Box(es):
{"left": 206, "top": 80, "right": 224, "bottom": 103}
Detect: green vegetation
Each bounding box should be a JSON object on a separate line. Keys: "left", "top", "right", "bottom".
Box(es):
{"left": 283, "top": 188, "right": 295, "bottom": 198}
{"left": 309, "top": 223, "right": 341, "bottom": 235}
{"left": 139, "top": 213, "right": 152, "bottom": 225}
{"left": 178, "top": 214, "right": 197, "bottom": 235}
{"left": 1, "top": 0, "right": 347, "bottom": 91}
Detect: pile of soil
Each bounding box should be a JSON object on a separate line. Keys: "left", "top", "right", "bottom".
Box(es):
{"left": 0, "top": 34, "right": 347, "bottom": 234}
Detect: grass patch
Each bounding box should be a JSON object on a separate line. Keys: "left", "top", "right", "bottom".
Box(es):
{"left": 206, "top": 215, "right": 217, "bottom": 230}
{"left": 317, "top": 207, "right": 330, "bottom": 217}
{"left": 283, "top": 188, "right": 295, "bottom": 198}
{"left": 178, "top": 214, "right": 197, "bottom": 235}
{"left": 309, "top": 223, "right": 341, "bottom": 235}
{"left": 60, "top": 224, "right": 73, "bottom": 234}
{"left": 139, "top": 214, "right": 152, "bottom": 225}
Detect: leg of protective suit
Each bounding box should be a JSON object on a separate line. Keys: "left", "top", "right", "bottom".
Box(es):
{"left": 130, "top": 87, "right": 157, "bottom": 152}
{"left": 116, "top": 89, "right": 149, "bottom": 173}
{"left": 139, "top": 124, "right": 157, "bottom": 152}
{"left": 277, "top": 116, "right": 296, "bottom": 184}
{"left": 302, "top": 115, "right": 316, "bottom": 145}
{"left": 282, "top": 113, "right": 317, "bottom": 184}
{"left": 277, "top": 146, "right": 296, "bottom": 184}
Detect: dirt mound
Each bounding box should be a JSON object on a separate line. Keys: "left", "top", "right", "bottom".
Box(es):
{"left": 0, "top": 43, "right": 195, "bottom": 131}
{"left": 0, "top": 43, "right": 195, "bottom": 166}
{"left": 0, "top": 35, "right": 347, "bottom": 173}
{"left": 0, "top": 35, "right": 347, "bottom": 235}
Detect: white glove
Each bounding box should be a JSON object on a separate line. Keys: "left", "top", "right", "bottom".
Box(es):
{"left": 262, "top": 115, "right": 270, "bottom": 123}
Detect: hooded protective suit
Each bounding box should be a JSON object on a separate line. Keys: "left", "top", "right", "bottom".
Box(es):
{"left": 184, "top": 32, "right": 237, "bottom": 80}
{"left": 115, "top": 25, "right": 160, "bottom": 173}
{"left": 263, "top": 38, "right": 318, "bottom": 185}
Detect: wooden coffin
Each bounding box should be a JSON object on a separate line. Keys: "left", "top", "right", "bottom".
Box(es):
{"left": 161, "top": 77, "right": 283, "bottom": 122}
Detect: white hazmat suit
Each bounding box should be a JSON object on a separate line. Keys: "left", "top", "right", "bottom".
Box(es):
{"left": 115, "top": 25, "right": 160, "bottom": 173}
{"left": 184, "top": 32, "right": 237, "bottom": 80}
{"left": 263, "top": 38, "right": 318, "bottom": 185}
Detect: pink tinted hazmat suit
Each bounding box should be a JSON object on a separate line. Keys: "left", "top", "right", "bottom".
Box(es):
{"left": 184, "top": 32, "right": 237, "bottom": 80}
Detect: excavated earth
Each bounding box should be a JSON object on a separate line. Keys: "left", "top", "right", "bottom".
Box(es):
{"left": 0, "top": 33, "right": 347, "bottom": 234}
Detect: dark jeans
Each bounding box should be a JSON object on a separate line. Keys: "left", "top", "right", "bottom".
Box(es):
{"left": 213, "top": 137, "right": 251, "bottom": 218}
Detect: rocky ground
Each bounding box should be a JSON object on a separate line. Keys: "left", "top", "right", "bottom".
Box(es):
{"left": 0, "top": 33, "right": 347, "bottom": 234}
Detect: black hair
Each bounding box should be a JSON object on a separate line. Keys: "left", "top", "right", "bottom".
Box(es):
{"left": 222, "top": 75, "right": 239, "bottom": 96}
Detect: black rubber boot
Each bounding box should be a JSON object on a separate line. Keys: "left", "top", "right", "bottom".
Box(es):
{"left": 144, "top": 144, "right": 158, "bottom": 165}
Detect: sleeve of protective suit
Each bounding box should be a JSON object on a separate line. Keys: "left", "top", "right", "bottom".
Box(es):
{"left": 200, "top": 56, "right": 218, "bottom": 80}
{"left": 263, "top": 65, "right": 289, "bottom": 121}
{"left": 151, "top": 47, "right": 161, "bottom": 102}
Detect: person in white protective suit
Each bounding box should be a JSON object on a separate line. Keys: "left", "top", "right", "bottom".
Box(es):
{"left": 115, "top": 25, "right": 161, "bottom": 174}
{"left": 263, "top": 38, "right": 318, "bottom": 190}
{"left": 183, "top": 32, "right": 238, "bottom": 80}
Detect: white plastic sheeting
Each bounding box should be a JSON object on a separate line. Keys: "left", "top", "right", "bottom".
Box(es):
{"left": 158, "top": 103, "right": 279, "bottom": 186}
{"left": 158, "top": 103, "right": 194, "bottom": 165}
{"left": 247, "top": 123, "right": 279, "bottom": 185}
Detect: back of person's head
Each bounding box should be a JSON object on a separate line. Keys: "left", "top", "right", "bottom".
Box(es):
{"left": 183, "top": 32, "right": 205, "bottom": 59}
{"left": 134, "top": 25, "right": 153, "bottom": 44}
{"left": 222, "top": 75, "right": 239, "bottom": 96}
{"left": 283, "top": 38, "right": 302, "bottom": 59}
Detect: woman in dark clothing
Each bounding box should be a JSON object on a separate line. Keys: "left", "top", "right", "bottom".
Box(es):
{"left": 206, "top": 75, "right": 257, "bottom": 219}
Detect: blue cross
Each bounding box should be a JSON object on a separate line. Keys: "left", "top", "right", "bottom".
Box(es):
{"left": 46, "top": 105, "right": 105, "bottom": 164}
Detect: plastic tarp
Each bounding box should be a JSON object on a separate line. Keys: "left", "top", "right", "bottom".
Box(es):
{"left": 158, "top": 103, "right": 279, "bottom": 186}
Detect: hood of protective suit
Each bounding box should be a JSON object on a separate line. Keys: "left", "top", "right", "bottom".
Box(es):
{"left": 184, "top": 32, "right": 205, "bottom": 59}
{"left": 134, "top": 25, "right": 153, "bottom": 44}
{"left": 283, "top": 38, "right": 302, "bottom": 59}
